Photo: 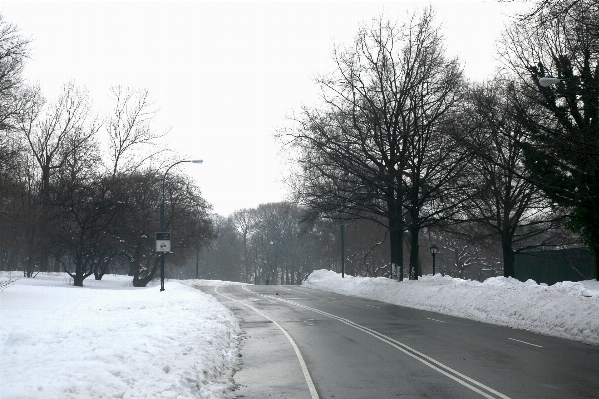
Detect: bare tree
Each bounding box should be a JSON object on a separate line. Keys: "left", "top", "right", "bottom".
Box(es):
{"left": 250, "top": 203, "right": 299, "bottom": 285}
{"left": 14, "top": 83, "right": 100, "bottom": 275}
{"left": 283, "top": 9, "right": 465, "bottom": 280}
{"left": 197, "top": 214, "right": 244, "bottom": 281}
{"left": 105, "top": 86, "right": 166, "bottom": 176}
{"left": 0, "top": 13, "right": 30, "bottom": 131}
{"left": 110, "top": 169, "right": 214, "bottom": 287}
{"left": 19, "top": 82, "right": 100, "bottom": 200}
{"left": 52, "top": 175, "right": 120, "bottom": 286}
{"left": 513, "top": 0, "right": 599, "bottom": 32}
{"left": 231, "top": 208, "right": 257, "bottom": 283}
{"left": 429, "top": 226, "right": 502, "bottom": 280}
{"left": 0, "top": 13, "right": 34, "bottom": 274}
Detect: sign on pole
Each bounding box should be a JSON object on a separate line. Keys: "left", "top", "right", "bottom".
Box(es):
{"left": 156, "top": 232, "right": 171, "bottom": 252}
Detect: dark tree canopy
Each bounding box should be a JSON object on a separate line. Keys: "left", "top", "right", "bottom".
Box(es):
{"left": 500, "top": 0, "right": 599, "bottom": 279}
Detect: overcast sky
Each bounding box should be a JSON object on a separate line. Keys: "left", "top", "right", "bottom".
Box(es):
{"left": 1, "top": 1, "right": 529, "bottom": 216}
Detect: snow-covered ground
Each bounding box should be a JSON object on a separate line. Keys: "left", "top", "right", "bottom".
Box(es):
{"left": 0, "top": 273, "right": 241, "bottom": 399}
{"left": 3, "top": 270, "right": 597, "bottom": 398}
{"left": 303, "top": 270, "right": 599, "bottom": 345}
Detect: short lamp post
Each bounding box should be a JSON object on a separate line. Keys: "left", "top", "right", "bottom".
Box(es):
{"left": 160, "top": 159, "right": 203, "bottom": 292}
{"left": 430, "top": 244, "right": 438, "bottom": 276}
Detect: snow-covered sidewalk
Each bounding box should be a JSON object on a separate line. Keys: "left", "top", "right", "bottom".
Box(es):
{"left": 0, "top": 273, "right": 241, "bottom": 399}
{"left": 303, "top": 270, "right": 599, "bottom": 345}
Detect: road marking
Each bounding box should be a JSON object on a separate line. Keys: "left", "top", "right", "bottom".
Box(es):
{"left": 214, "top": 287, "right": 319, "bottom": 399}
{"left": 366, "top": 305, "right": 381, "bottom": 309}
{"left": 428, "top": 317, "right": 445, "bottom": 323}
{"left": 508, "top": 338, "right": 543, "bottom": 348}
{"left": 242, "top": 285, "right": 510, "bottom": 399}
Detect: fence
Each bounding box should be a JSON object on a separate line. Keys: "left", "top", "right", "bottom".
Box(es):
{"left": 514, "top": 248, "right": 595, "bottom": 285}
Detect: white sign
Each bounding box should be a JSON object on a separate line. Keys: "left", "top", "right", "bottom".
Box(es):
{"left": 156, "top": 232, "right": 171, "bottom": 252}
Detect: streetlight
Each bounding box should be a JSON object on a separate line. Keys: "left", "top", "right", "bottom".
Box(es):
{"left": 539, "top": 77, "right": 598, "bottom": 90}
{"left": 430, "top": 244, "right": 438, "bottom": 276}
{"left": 538, "top": 77, "right": 563, "bottom": 87}
{"left": 159, "top": 159, "right": 203, "bottom": 292}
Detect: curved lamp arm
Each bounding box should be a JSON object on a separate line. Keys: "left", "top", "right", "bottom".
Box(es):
{"left": 161, "top": 159, "right": 203, "bottom": 229}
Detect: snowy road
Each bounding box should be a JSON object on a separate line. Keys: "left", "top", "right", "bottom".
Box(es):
{"left": 203, "top": 284, "right": 599, "bottom": 399}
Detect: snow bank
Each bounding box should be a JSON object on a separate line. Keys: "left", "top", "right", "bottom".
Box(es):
{"left": 303, "top": 270, "right": 599, "bottom": 345}
{"left": 0, "top": 273, "right": 240, "bottom": 399}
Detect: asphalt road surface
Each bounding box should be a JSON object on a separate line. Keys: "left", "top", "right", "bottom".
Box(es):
{"left": 198, "top": 284, "right": 599, "bottom": 399}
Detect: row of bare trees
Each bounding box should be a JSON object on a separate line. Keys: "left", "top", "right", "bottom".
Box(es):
{"left": 195, "top": 203, "right": 388, "bottom": 284}
{"left": 0, "top": 14, "right": 214, "bottom": 286}
{"left": 188, "top": 200, "right": 510, "bottom": 284}
{"left": 279, "top": 3, "right": 592, "bottom": 281}
{"left": 197, "top": 203, "right": 316, "bottom": 284}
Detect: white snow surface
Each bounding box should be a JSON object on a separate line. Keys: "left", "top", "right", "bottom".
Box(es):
{"left": 4, "top": 270, "right": 597, "bottom": 398}
{"left": 0, "top": 273, "right": 241, "bottom": 399}
{"left": 303, "top": 270, "right": 599, "bottom": 345}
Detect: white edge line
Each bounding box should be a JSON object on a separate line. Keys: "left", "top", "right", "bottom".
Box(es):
{"left": 215, "top": 286, "right": 319, "bottom": 399}
{"left": 243, "top": 285, "right": 510, "bottom": 399}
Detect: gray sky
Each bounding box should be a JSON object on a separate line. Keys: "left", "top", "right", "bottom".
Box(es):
{"left": 1, "top": 1, "right": 528, "bottom": 216}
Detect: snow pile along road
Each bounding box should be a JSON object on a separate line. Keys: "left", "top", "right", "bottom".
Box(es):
{"left": 0, "top": 273, "right": 240, "bottom": 399}
{"left": 303, "top": 270, "right": 599, "bottom": 345}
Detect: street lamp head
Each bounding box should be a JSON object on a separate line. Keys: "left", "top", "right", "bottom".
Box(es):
{"left": 430, "top": 244, "right": 438, "bottom": 255}
{"left": 190, "top": 159, "right": 203, "bottom": 164}
{"left": 539, "top": 77, "right": 563, "bottom": 87}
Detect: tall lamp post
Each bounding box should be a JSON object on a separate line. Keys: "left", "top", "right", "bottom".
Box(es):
{"left": 430, "top": 244, "right": 438, "bottom": 276}
{"left": 340, "top": 217, "right": 345, "bottom": 278}
{"left": 159, "top": 159, "right": 203, "bottom": 292}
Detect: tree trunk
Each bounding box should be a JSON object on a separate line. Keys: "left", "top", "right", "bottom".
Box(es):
{"left": 133, "top": 258, "right": 159, "bottom": 287}
{"left": 388, "top": 197, "right": 404, "bottom": 281}
{"left": 94, "top": 267, "right": 104, "bottom": 280}
{"left": 409, "top": 224, "right": 420, "bottom": 280}
{"left": 389, "top": 223, "right": 403, "bottom": 280}
{"left": 74, "top": 264, "right": 84, "bottom": 287}
{"left": 594, "top": 244, "right": 599, "bottom": 281}
{"left": 41, "top": 164, "right": 51, "bottom": 203}
{"left": 74, "top": 274, "right": 84, "bottom": 286}
{"left": 94, "top": 260, "right": 109, "bottom": 280}
{"left": 502, "top": 239, "right": 516, "bottom": 278}
{"left": 54, "top": 256, "right": 61, "bottom": 273}
{"left": 39, "top": 257, "right": 48, "bottom": 273}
